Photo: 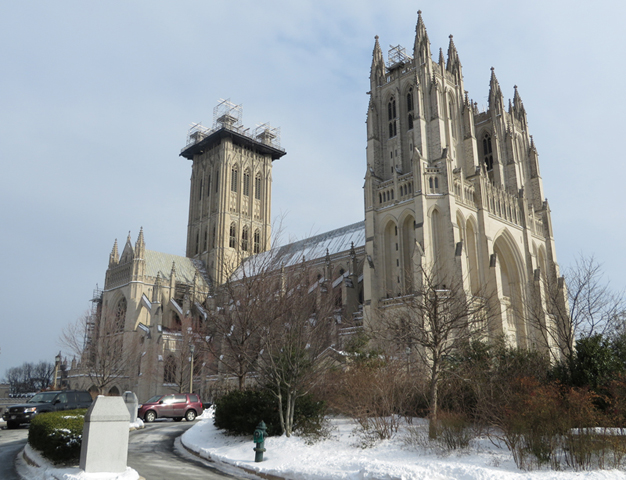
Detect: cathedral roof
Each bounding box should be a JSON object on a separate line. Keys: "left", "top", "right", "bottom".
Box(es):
{"left": 144, "top": 250, "right": 206, "bottom": 284}
{"left": 234, "top": 221, "right": 365, "bottom": 278}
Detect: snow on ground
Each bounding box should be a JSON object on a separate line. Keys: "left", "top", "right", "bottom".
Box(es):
{"left": 181, "top": 409, "right": 626, "bottom": 480}
{"left": 16, "top": 443, "right": 140, "bottom": 480}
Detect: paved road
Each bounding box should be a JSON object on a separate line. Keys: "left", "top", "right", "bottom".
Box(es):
{"left": 0, "top": 424, "right": 28, "bottom": 480}
{"left": 128, "top": 421, "right": 249, "bottom": 480}
{"left": 0, "top": 421, "right": 250, "bottom": 480}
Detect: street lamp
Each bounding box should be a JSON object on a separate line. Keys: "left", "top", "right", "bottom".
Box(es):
{"left": 189, "top": 344, "right": 195, "bottom": 393}
{"left": 53, "top": 353, "right": 61, "bottom": 390}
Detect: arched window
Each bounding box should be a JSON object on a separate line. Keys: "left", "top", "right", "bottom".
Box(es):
{"left": 115, "top": 297, "right": 127, "bottom": 333}
{"left": 203, "top": 229, "right": 208, "bottom": 251}
{"left": 195, "top": 231, "right": 199, "bottom": 254}
{"left": 243, "top": 170, "right": 250, "bottom": 196}
{"left": 231, "top": 167, "right": 238, "bottom": 192}
{"left": 429, "top": 177, "right": 434, "bottom": 190}
{"left": 482, "top": 133, "right": 494, "bottom": 171}
{"left": 407, "top": 88, "right": 414, "bottom": 112}
{"left": 198, "top": 179, "right": 203, "bottom": 200}
{"left": 435, "top": 177, "right": 439, "bottom": 189}
{"left": 211, "top": 225, "right": 216, "bottom": 248}
{"left": 254, "top": 174, "right": 262, "bottom": 200}
{"left": 253, "top": 229, "right": 261, "bottom": 253}
{"left": 388, "top": 97, "right": 397, "bottom": 138}
{"left": 408, "top": 114, "right": 413, "bottom": 130}
{"left": 207, "top": 174, "right": 211, "bottom": 196}
{"left": 215, "top": 169, "right": 219, "bottom": 192}
{"left": 164, "top": 355, "right": 176, "bottom": 384}
{"left": 229, "top": 223, "right": 237, "bottom": 248}
{"left": 241, "top": 226, "right": 249, "bottom": 251}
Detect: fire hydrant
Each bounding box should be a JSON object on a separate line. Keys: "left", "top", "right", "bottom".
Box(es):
{"left": 253, "top": 420, "right": 267, "bottom": 462}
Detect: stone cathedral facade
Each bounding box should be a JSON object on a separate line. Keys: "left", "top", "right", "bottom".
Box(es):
{"left": 68, "top": 12, "right": 566, "bottom": 400}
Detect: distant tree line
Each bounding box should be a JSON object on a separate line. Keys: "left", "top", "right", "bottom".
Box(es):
{"left": 3, "top": 361, "right": 55, "bottom": 394}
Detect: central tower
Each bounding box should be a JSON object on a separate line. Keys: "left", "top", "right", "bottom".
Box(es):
{"left": 180, "top": 100, "right": 286, "bottom": 285}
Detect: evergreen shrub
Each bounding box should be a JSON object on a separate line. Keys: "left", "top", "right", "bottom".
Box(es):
{"left": 213, "top": 388, "right": 326, "bottom": 437}
{"left": 28, "top": 409, "right": 87, "bottom": 465}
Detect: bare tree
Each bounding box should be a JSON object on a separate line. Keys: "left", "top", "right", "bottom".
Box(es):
{"left": 4, "top": 361, "right": 54, "bottom": 394}
{"left": 202, "top": 266, "right": 271, "bottom": 390}
{"left": 162, "top": 316, "right": 204, "bottom": 393}
{"left": 254, "top": 264, "right": 337, "bottom": 437}
{"left": 375, "top": 265, "right": 494, "bottom": 435}
{"left": 61, "top": 310, "right": 140, "bottom": 395}
{"left": 531, "top": 255, "right": 626, "bottom": 365}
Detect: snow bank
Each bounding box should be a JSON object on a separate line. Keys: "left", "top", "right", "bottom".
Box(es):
{"left": 181, "top": 410, "right": 626, "bottom": 480}
{"left": 16, "top": 443, "right": 140, "bottom": 480}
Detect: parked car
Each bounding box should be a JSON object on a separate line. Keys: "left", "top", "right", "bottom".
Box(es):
{"left": 138, "top": 393, "right": 203, "bottom": 423}
{"left": 2, "top": 390, "right": 93, "bottom": 429}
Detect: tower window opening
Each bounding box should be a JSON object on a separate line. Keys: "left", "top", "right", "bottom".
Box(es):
{"left": 231, "top": 167, "right": 238, "bottom": 192}
{"left": 254, "top": 174, "right": 262, "bottom": 200}
{"left": 253, "top": 229, "right": 260, "bottom": 254}
{"left": 242, "top": 227, "right": 249, "bottom": 252}
{"left": 407, "top": 89, "right": 414, "bottom": 112}
{"left": 195, "top": 231, "right": 199, "bottom": 255}
{"left": 388, "top": 97, "right": 397, "bottom": 138}
{"left": 435, "top": 177, "right": 439, "bottom": 189}
{"left": 408, "top": 114, "right": 413, "bottom": 130}
{"left": 203, "top": 229, "right": 208, "bottom": 251}
{"left": 243, "top": 172, "right": 250, "bottom": 196}
{"left": 483, "top": 133, "right": 494, "bottom": 171}
{"left": 198, "top": 179, "right": 203, "bottom": 200}
{"left": 207, "top": 174, "right": 211, "bottom": 196}
{"left": 215, "top": 170, "right": 219, "bottom": 192}
{"left": 229, "top": 223, "right": 237, "bottom": 249}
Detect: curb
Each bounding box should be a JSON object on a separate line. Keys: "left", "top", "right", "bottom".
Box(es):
{"left": 179, "top": 437, "right": 285, "bottom": 480}
{"left": 19, "top": 444, "right": 146, "bottom": 480}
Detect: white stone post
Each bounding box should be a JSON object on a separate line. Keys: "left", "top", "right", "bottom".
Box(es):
{"left": 123, "top": 391, "right": 138, "bottom": 424}
{"left": 79, "top": 395, "right": 130, "bottom": 473}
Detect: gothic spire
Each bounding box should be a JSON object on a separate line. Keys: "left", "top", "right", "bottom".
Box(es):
{"left": 134, "top": 227, "right": 145, "bottom": 258}
{"left": 446, "top": 35, "right": 461, "bottom": 76}
{"left": 512, "top": 84, "right": 526, "bottom": 119}
{"left": 413, "top": 10, "right": 431, "bottom": 63}
{"left": 438, "top": 47, "right": 445, "bottom": 67}
{"left": 370, "top": 35, "right": 385, "bottom": 87}
{"left": 488, "top": 67, "right": 504, "bottom": 111}
{"left": 109, "top": 239, "right": 119, "bottom": 267}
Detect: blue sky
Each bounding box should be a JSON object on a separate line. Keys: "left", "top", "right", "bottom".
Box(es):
{"left": 1, "top": 0, "right": 625, "bottom": 374}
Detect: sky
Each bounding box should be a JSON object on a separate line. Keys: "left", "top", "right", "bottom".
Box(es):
{"left": 1, "top": 0, "right": 625, "bottom": 375}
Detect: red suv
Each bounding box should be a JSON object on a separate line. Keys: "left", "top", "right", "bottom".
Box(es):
{"left": 138, "top": 393, "right": 203, "bottom": 423}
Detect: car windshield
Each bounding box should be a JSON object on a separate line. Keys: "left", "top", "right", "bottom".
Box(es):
{"left": 145, "top": 395, "right": 163, "bottom": 404}
{"left": 28, "top": 392, "right": 58, "bottom": 404}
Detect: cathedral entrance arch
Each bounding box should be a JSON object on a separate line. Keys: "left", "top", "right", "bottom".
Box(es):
{"left": 493, "top": 232, "right": 527, "bottom": 348}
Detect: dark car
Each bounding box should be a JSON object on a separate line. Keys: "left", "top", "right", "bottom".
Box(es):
{"left": 2, "top": 390, "right": 93, "bottom": 429}
{"left": 138, "top": 393, "right": 203, "bottom": 423}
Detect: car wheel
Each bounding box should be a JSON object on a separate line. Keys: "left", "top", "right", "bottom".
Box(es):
{"left": 173, "top": 417, "right": 183, "bottom": 422}
{"left": 144, "top": 411, "right": 156, "bottom": 423}
{"left": 185, "top": 410, "right": 196, "bottom": 422}
{"left": 6, "top": 421, "right": 19, "bottom": 429}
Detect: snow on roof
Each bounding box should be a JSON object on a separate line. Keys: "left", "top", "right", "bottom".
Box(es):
{"left": 234, "top": 221, "right": 365, "bottom": 279}
{"left": 144, "top": 250, "right": 207, "bottom": 285}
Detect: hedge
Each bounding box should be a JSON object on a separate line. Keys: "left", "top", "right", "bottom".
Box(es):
{"left": 214, "top": 388, "right": 326, "bottom": 437}
{"left": 28, "top": 409, "right": 87, "bottom": 465}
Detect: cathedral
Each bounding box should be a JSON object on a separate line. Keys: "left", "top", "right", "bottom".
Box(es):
{"left": 67, "top": 11, "right": 566, "bottom": 401}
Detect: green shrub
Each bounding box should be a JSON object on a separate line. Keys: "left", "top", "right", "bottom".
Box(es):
{"left": 213, "top": 388, "right": 327, "bottom": 438}
{"left": 28, "top": 409, "right": 87, "bottom": 465}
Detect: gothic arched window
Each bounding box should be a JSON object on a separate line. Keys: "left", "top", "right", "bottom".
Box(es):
{"left": 229, "top": 223, "right": 237, "bottom": 248}
{"left": 388, "top": 97, "right": 397, "bottom": 138}
{"left": 114, "top": 297, "right": 127, "bottom": 333}
{"left": 482, "top": 133, "right": 494, "bottom": 171}
{"left": 231, "top": 167, "right": 238, "bottom": 192}
{"left": 241, "top": 226, "right": 249, "bottom": 252}
{"left": 253, "top": 229, "right": 261, "bottom": 254}
{"left": 407, "top": 88, "right": 414, "bottom": 112}
{"left": 408, "top": 114, "right": 413, "bottom": 130}
{"left": 254, "top": 174, "right": 262, "bottom": 200}
{"left": 203, "top": 229, "right": 208, "bottom": 251}
{"left": 243, "top": 170, "right": 250, "bottom": 196}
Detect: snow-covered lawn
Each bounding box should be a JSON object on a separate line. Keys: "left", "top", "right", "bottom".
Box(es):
{"left": 181, "top": 409, "right": 626, "bottom": 480}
